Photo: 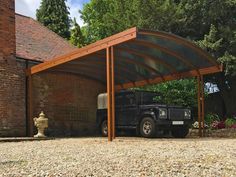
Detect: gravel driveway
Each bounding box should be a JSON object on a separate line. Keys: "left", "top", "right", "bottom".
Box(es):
{"left": 0, "top": 138, "right": 235, "bottom": 177}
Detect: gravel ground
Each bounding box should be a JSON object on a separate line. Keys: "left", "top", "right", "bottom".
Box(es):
{"left": 0, "top": 138, "right": 235, "bottom": 177}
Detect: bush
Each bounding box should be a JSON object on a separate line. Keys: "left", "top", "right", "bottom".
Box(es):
{"left": 210, "top": 120, "right": 226, "bottom": 129}
{"left": 217, "top": 121, "right": 226, "bottom": 129}
{"left": 231, "top": 124, "right": 236, "bottom": 129}
{"left": 211, "top": 121, "right": 220, "bottom": 129}
{"left": 205, "top": 113, "right": 220, "bottom": 126}
{"left": 225, "top": 118, "right": 236, "bottom": 128}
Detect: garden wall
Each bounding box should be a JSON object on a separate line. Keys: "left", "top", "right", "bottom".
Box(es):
{"left": 32, "top": 71, "right": 106, "bottom": 136}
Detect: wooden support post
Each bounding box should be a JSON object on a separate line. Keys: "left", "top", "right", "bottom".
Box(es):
{"left": 27, "top": 73, "right": 33, "bottom": 137}
{"left": 106, "top": 47, "right": 112, "bottom": 141}
{"left": 197, "top": 76, "right": 202, "bottom": 137}
{"left": 111, "top": 46, "right": 115, "bottom": 139}
{"left": 201, "top": 75, "right": 205, "bottom": 136}
{"left": 197, "top": 75, "right": 204, "bottom": 137}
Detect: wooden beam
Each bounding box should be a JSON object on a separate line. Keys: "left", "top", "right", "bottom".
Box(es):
{"left": 30, "top": 27, "right": 137, "bottom": 75}
{"left": 197, "top": 75, "right": 205, "bottom": 137}
{"left": 201, "top": 75, "right": 205, "bottom": 136}
{"left": 106, "top": 47, "right": 112, "bottom": 141}
{"left": 111, "top": 46, "right": 115, "bottom": 139}
{"left": 115, "top": 65, "right": 222, "bottom": 90}
{"left": 27, "top": 72, "right": 33, "bottom": 137}
{"left": 197, "top": 76, "right": 202, "bottom": 137}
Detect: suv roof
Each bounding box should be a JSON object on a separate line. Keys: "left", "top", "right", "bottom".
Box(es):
{"left": 118, "top": 89, "right": 159, "bottom": 94}
{"left": 97, "top": 90, "right": 160, "bottom": 109}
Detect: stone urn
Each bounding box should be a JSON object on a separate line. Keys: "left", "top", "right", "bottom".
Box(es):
{"left": 34, "top": 111, "right": 48, "bottom": 138}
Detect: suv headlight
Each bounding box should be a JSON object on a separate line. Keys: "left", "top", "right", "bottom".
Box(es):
{"left": 159, "top": 108, "right": 167, "bottom": 119}
{"left": 184, "top": 109, "right": 191, "bottom": 119}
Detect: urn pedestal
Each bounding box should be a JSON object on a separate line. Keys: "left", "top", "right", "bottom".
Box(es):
{"left": 34, "top": 111, "right": 48, "bottom": 138}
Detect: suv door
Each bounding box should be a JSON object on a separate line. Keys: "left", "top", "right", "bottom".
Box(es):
{"left": 115, "top": 94, "right": 123, "bottom": 126}
{"left": 117, "top": 92, "right": 138, "bottom": 126}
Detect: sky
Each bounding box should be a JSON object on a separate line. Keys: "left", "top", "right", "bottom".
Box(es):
{"left": 15, "top": 0, "right": 90, "bottom": 26}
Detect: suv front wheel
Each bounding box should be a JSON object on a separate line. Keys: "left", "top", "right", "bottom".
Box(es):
{"left": 140, "top": 117, "right": 156, "bottom": 138}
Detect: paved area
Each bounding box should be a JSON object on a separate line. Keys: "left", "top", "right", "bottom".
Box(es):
{"left": 0, "top": 137, "right": 54, "bottom": 143}
{"left": 0, "top": 137, "right": 235, "bottom": 177}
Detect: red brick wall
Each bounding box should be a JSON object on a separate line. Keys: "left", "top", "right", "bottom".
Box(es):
{"left": 0, "top": 0, "right": 15, "bottom": 60}
{"left": 0, "top": 0, "right": 26, "bottom": 136}
{"left": 0, "top": 60, "right": 26, "bottom": 136}
{"left": 0, "top": 0, "right": 106, "bottom": 137}
{"left": 32, "top": 72, "right": 106, "bottom": 136}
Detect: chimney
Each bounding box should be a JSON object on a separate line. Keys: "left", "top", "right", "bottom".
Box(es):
{"left": 0, "top": 0, "right": 16, "bottom": 62}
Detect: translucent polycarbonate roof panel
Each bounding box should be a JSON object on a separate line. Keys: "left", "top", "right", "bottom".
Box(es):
{"left": 116, "top": 45, "right": 171, "bottom": 75}
{"left": 119, "top": 42, "right": 189, "bottom": 73}
{"left": 30, "top": 27, "right": 221, "bottom": 89}
{"left": 137, "top": 30, "right": 216, "bottom": 68}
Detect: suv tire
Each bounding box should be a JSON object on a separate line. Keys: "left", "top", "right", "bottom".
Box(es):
{"left": 140, "top": 117, "right": 156, "bottom": 138}
{"left": 171, "top": 126, "right": 189, "bottom": 138}
{"left": 101, "top": 120, "right": 108, "bottom": 137}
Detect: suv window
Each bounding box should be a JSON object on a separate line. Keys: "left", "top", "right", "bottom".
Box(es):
{"left": 115, "top": 95, "right": 123, "bottom": 106}
{"left": 123, "top": 93, "right": 136, "bottom": 106}
{"left": 141, "top": 92, "right": 160, "bottom": 104}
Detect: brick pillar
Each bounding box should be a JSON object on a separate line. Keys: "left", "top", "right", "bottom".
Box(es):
{"left": 0, "top": 0, "right": 26, "bottom": 136}
{"left": 0, "top": 0, "right": 16, "bottom": 61}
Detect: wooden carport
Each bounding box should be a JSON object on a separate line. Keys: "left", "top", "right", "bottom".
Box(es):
{"left": 27, "top": 27, "right": 222, "bottom": 141}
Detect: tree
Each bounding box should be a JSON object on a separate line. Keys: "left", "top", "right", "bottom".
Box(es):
{"left": 36, "top": 0, "right": 71, "bottom": 39}
{"left": 135, "top": 79, "right": 198, "bottom": 108}
{"left": 79, "top": 0, "right": 140, "bottom": 44}
{"left": 196, "top": 15, "right": 236, "bottom": 117}
{"left": 70, "top": 18, "right": 85, "bottom": 48}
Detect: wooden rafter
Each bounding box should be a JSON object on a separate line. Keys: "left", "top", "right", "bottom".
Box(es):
{"left": 115, "top": 65, "right": 222, "bottom": 90}
{"left": 111, "top": 46, "right": 115, "bottom": 139}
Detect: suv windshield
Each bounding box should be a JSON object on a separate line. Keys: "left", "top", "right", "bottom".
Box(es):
{"left": 140, "top": 92, "right": 162, "bottom": 104}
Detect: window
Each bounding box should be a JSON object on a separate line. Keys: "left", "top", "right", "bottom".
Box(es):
{"left": 141, "top": 92, "right": 161, "bottom": 104}
{"left": 115, "top": 95, "right": 123, "bottom": 106}
{"left": 123, "top": 93, "right": 136, "bottom": 106}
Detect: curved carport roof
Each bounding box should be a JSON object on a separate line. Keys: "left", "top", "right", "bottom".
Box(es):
{"left": 28, "top": 27, "right": 222, "bottom": 140}
{"left": 29, "top": 27, "right": 222, "bottom": 88}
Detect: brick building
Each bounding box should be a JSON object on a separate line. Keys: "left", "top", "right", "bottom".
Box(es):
{"left": 0, "top": 0, "right": 105, "bottom": 137}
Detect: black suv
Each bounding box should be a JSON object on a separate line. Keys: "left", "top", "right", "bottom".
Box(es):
{"left": 96, "top": 90, "right": 192, "bottom": 138}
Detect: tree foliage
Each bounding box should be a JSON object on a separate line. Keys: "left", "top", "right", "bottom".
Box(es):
{"left": 135, "top": 79, "right": 198, "bottom": 108}
{"left": 197, "top": 24, "right": 236, "bottom": 76}
{"left": 36, "top": 0, "right": 71, "bottom": 39}
{"left": 79, "top": 0, "right": 139, "bottom": 44}
{"left": 70, "top": 18, "right": 85, "bottom": 48}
